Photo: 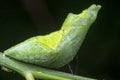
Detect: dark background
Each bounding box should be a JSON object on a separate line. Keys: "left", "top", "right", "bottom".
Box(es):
{"left": 0, "top": 0, "right": 120, "bottom": 80}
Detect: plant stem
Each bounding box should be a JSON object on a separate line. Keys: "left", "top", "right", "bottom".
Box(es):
{"left": 25, "top": 72, "right": 35, "bottom": 80}
{"left": 0, "top": 53, "right": 96, "bottom": 80}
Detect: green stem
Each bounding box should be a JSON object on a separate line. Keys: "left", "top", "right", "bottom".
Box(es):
{"left": 24, "top": 72, "right": 35, "bottom": 80}
{"left": 0, "top": 53, "right": 96, "bottom": 80}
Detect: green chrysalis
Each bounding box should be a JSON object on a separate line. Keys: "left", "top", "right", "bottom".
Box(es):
{"left": 4, "top": 4, "right": 101, "bottom": 68}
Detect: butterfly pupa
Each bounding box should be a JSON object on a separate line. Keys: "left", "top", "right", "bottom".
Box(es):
{"left": 4, "top": 4, "right": 101, "bottom": 68}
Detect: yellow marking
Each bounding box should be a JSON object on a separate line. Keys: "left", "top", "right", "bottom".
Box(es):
{"left": 38, "top": 30, "right": 63, "bottom": 49}
{"left": 79, "top": 10, "right": 87, "bottom": 18}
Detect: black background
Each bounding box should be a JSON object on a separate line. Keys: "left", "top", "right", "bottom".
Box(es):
{"left": 0, "top": 0, "right": 120, "bottom": 80}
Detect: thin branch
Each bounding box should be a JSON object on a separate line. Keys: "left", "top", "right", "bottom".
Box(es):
{"left": 24, "top": 72, "right": 35, "bottom": 80}
{"left": 0, "top": 53, "right": 96, "bottom": 80}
